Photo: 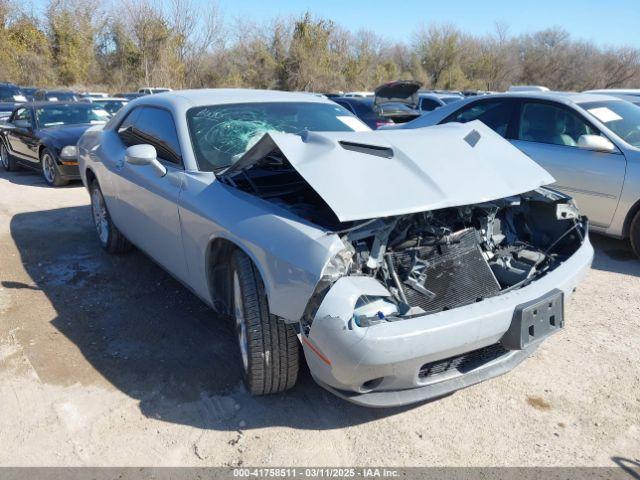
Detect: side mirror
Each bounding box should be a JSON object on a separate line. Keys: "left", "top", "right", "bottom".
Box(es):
{"left": 14, "top": 119, "right": 32, "bottom": 130}
{"left": 578, "top": 134, "right": 616, "bottom": 153}
{"left": 124, "top": 144, "right": 166, "bottom": 177}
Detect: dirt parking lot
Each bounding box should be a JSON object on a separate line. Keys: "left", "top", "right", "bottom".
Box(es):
{"left": 0, "top": 169, "right": 639, "bottom": 467}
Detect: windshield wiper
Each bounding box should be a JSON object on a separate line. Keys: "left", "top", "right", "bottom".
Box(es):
{"left": 213, "top": 164, "right": 231, "bottom": 175}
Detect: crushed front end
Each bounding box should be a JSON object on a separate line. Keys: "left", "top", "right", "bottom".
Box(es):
{"left": 300, "top": 189, "right": 593, "bottom": 407}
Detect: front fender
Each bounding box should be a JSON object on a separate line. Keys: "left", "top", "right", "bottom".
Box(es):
{"left": 179, "top": 173, "right": 345, "bottom": 322}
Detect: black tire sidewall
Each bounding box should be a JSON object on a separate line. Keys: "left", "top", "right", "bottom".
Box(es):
{"left": 630, "top": 212, "right": 640, "bottom": 258}
{"left": 230, "top": 252, "right": 257, "bottom": 389}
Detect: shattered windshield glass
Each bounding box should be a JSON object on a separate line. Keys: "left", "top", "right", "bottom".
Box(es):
{"left": 186, "top": 102, "right": 368, "bottom": 171}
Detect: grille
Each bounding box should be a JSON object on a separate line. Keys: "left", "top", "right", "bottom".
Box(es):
{"left": 391, "top": 228, "right": 501, "bottom": 314}
{"left": 418, "top": 343, "right": 510, "bottom": 379}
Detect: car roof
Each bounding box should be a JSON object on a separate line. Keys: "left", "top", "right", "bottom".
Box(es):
{"left": 38, "top": 89, "right": 76, "bottom": 94}
{"left": 597, "top": 93, "right": 640, "bottom": 104}
{"left": 584, "top": 89, "right": 640, "bottom": 95}
{"left": 91, "top": 97, "right": 128, "bottom": 101}
{"left": 22, "top": 101, "right": 90, "bottom": 108}
{"left": 133, "top": 88, "right": 336, "bottom": 111}
{"left": 481, "top": 91, "right": 624, "bottom": 106}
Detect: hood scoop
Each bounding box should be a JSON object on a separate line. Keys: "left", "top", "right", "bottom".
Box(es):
{"left": 223, "top": 121, "right": 555, "bottom": 222}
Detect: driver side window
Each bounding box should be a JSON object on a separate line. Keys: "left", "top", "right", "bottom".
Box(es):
{"left": 118, "top": 107, "right": 182, "bottom": 165}
{"left": 518, "top": 102, "right": 599, "bottom": 147}
{"left": 13, "top": 108, "right": 33, "bottom": 128}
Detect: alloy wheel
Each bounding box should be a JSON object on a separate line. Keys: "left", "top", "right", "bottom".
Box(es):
{"left": 91, "top": 188, "right": 109, "bottom": 246}
{"left": 42, "top": 153, "right": 56, "bottom": 184}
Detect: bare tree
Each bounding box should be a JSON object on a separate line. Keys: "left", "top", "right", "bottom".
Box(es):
{"left": 169, "top": 0, "right": 223, "bottom": 87}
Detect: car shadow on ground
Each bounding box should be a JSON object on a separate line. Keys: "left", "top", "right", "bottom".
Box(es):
{"left": 0, "top": 169, "right": 84, "bottom": 188}
{"left": 611, "top": 457, "right": 640, "bottom": 479}
{"left": 8, "top": 206, "right": 420, "bottom": 431}
{"left": 590, "top": 233, "right": 640, "bottom": 276}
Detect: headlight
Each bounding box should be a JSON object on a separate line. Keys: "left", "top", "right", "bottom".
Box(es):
{"left": 556, "top": 199, "right": 580, "bottom": 220}
{"left": 353, "top": 295, "right": 398, "bottom": 327}
{"left": 60, "top": 145, "right": 77, "bottom": 159}
{"left": 321, "top": 248, "right": 353, "bottom": 282}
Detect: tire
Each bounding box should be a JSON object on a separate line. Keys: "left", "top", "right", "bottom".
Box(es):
{"left": 40, "top": 148, "right": 68, "bottom": 187}
{"left": 0, "top": 142, "right": 17, "bottom": 171}
{"left": 89, "top": 180, "right": 132, "bottom": 254}
{"left": 230, "top": 249, "right": 299, "bottom": 395}
{"left": 630, "top": 210, "right": 640, "bottom": 259}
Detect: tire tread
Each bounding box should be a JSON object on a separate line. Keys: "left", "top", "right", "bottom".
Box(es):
{"left": 232, "top": 250, "right": 298, "bottom": 395}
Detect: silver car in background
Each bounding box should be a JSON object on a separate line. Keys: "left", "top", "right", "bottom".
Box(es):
{"left": 78, "top": 89, "right": 592, "bottom": 407}
{"left": 403, "top": 92, "right": 640, "bottom": 257}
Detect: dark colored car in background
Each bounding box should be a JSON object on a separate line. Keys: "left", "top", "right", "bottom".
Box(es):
{"left": 0, "top": 102, "right": 110, "bottom": 186}
{"left": 373, "top": 80, "right": 423, "bottom": 124}
{"left": 0, "top": 83, "right": 27, "bottom": 122}
{"left": 418, "top": 91, "right": 464, "bottom": 112}
{"left": 20, "top": 87, "right": 39, "bottom": 101}
{"left": 332, "top": 96, "right": 394, "bottom": 129}
{"left": 33, "top": 89, "right": 79, "bottom": 102}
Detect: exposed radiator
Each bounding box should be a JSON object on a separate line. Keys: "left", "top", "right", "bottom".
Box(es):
{"left": 390, "top": 228, "right": 501, "bottom": 314}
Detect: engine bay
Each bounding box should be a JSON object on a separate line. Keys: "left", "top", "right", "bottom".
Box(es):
{"left": 343, "top": 190, "right": 586, "bottom": 325}
{"left": 220, "top": 147, "right": 587, "bottom": 326}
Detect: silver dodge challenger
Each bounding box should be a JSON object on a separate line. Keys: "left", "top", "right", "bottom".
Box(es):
{"left": 78, "top": 89, "right": 594, "bottom": 407}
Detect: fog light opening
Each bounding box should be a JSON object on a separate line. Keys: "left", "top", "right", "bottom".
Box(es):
{"left": 360, "top": 377, "right": 384, "bottom": 393}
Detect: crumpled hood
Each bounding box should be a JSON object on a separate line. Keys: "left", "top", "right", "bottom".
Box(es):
{"left": 228, "top": 120, "right": 555, "bottom": 222}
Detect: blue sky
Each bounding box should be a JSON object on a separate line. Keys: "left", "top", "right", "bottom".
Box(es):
{"left": 211, "top": 0, "right": 640, "bottom": 47}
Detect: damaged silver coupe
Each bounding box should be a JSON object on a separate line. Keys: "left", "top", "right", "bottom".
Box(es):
{"left": 78, "top": 89, "right": 593, "bottom": 407}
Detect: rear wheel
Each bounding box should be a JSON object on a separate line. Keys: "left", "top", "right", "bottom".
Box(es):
{"left": 230, "top": 250, "right": 299, "bottom": 395}
{"left": 41, "top": 149, "right": 68, "bottom": 187}
{"left": 630, "top": 210, "right": 640, "bottom": 258}
{"left": 0, "top": 143, "right": 17, "bottom": 171}
{"left": 90, "top": 180, "right": 132, "bottom": 253}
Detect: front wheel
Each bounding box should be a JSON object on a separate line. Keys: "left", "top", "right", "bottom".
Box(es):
{"left": 90, "top": 180, "right": 132, "bottom": 253}
{"left": 41, "top": 149, "right": 68, "bottom": 187}
{"left": 230, "top": 250, "right": 299, "bottom": 395}
{"left": 630, "top": 210, "right": 640, "bottom": 259}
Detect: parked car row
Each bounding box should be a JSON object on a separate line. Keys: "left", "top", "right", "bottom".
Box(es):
{"left": 0, "top": 84, "right": 177, "bottom": 185}
{"left": 0, "top": 102, "right": 111, "bottom": 186}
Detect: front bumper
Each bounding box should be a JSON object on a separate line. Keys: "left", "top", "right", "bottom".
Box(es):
{"left": 303, "top": 235, "right": 594, "bottom": 408}
{"left": 57, "top": 161, "right": 80, "bottom": 180}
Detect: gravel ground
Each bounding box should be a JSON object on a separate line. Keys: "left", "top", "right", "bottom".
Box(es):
{"left": 0, "top": 169, "right": 638, "bottom": 467}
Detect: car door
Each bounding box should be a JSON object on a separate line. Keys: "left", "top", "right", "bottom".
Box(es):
{"left": 511, "top": 100, "right": 626, "bottom": 228}
{"left": 6, "top": 107, "right": 39, "bottom": 165}
{"left": 112, "top": 105, "right": 189, "bottom": 281}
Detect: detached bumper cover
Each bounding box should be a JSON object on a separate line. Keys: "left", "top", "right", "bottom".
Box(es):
{"left": 303, "top": 235, "right": 593, "bottom": 407}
